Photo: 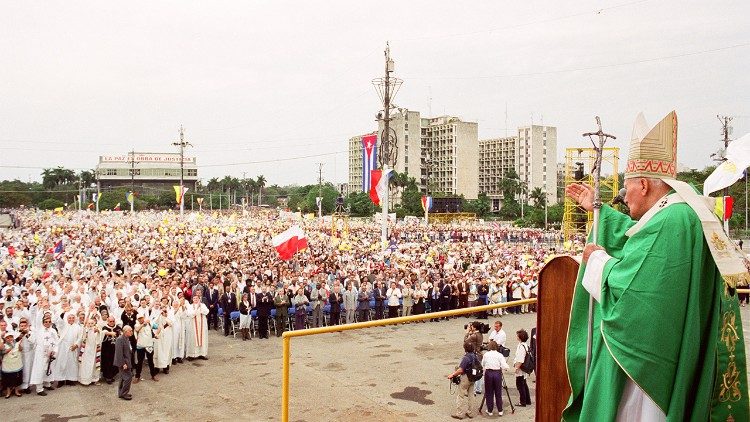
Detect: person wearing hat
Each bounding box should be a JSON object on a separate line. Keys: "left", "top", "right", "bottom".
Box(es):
{"left": 564, "top": 111, "right": 749, "bottom": 420}
{"left": 133, "top": 312, "right": 158, "bottom": 383}
{"left": 1, "top": 330, "right": 23, "bottom": 398}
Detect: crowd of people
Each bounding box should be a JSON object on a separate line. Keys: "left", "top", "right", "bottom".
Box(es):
{"left": 0, "top": 208, "right": 560, "bottom": 400}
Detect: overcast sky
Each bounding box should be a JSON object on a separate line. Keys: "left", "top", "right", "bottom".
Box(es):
{"left": 1, "top": 0, "right": 748, "bottom": 187}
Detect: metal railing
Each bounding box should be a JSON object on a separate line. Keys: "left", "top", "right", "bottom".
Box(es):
{"left": 280, "top": 298, "right": 537, "bottom": 422}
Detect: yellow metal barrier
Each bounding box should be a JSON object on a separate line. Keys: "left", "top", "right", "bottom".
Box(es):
{"left": 280, "top": 298, "right": 537, "bottom": 422}
{"left": 738, "top": 289, "right": 750, "bottom": 294}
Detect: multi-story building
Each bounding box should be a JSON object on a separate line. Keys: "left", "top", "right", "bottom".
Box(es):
{"left": 421, "top": 115, "right": 479, "bottom": 199}
{"left": 347, "top": 135, "right": 365, "bottom": 196}
{"left": 96, "top": 152, "right": 198, "bottom": 191}
{"left": 479, "top": 136, "right": 518, "bottom": 211}
{"left": 378, "top": 109, "right": 423, "bottom": 185}
{"left": 349, "top": 111, "right": 479, "bottom": 201}
{"left": 517, "top": 125, "right": 558, "bottom": 205}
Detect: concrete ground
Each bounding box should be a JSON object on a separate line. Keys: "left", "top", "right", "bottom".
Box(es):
{"left": 3, "top": 306, "right": 749, "bottom": 422}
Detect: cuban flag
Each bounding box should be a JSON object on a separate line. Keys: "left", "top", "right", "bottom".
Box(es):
{"left": 421, "top": 196, "right": 433, "bottom": 213}
{"left": 47, "top": 240, "right": 64, "bottom": 259}
{"left": 362, "top": 133, "right": 378, "bottom": 192}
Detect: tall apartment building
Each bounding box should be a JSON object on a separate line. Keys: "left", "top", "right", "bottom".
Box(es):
{"left": 348, "top": 111, "right": 479, "bottom": 200}
{"left": 347, "top": 134, "right": 365, "bottom": 197}
{"left": 421, "top": 116, "right": 479, "bottom": 199}
{"left": 478, "top": 137, "right": 518, "bottom": 211}
{"left": 478, "top": 125, "right": 558, "bottom": 209}
{"left": 378, "top": 109, "right": 423, "bottom": 184}
{"left": 517, "top": 125, "right": 557, "bottom": 204}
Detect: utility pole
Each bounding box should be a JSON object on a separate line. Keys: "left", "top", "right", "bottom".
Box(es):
{"left": 317, "top": 163, "right": 324, "bottom": 218}
{"left": 715, "top": 115, "right": 734, "bottom": 233}
{"left": 243, "top": 171, "right": 248, "bottom": 210}
{"left": 172, "top": 126, "right": 193, "bottom": 216}
{"left": 372, "top": 42, "right": 402, "bottom": 246}
{"left": 127, "top": 150, "right": 140, "bottom": 213}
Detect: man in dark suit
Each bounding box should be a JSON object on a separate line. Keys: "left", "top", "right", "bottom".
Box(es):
{"left": 206, "top": 283, "right": 220, "bottom": 330}
{"left": 113, "top": 325, "right": 134, "bottom": 400}
{"left": 219, "top": 287, "right": 237, "bottom": 337}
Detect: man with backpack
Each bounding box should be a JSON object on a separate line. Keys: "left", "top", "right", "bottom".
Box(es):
{"left": 446, "top": 342, "right": 483, "bottom": 419}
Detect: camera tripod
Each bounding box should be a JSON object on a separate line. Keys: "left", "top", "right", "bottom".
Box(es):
{"left": 478, "top": 370, "right": 515, "bottom": 415}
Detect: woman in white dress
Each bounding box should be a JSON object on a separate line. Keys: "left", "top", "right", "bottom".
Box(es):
{"left": 238, "top": 293, "right": 251, "bottom": 341}
{"left": 77, "top": 319, "right": 101, "bottom": 385}
{"left": 153, "top": 307, "right": 173, "bottom": 373}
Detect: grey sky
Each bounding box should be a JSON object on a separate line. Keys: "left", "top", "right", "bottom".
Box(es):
{"left": 1, "top": 0, "right": 748, "bottom": 187}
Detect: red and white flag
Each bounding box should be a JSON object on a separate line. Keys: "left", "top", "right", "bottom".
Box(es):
{"left": 369, "top": 169, "right": 392, "bottom": 206}
{"left": 272, "top": 225, "right": 308, "bottom": 260}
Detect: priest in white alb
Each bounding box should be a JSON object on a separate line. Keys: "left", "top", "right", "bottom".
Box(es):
{"left": 185, "top": 294, "right": 209, "bottom": 360}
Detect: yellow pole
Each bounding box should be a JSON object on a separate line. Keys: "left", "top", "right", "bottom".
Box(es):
{"left": 738, "top": 288, "right": 750, "bottom": 294}
{"left": 282, "top": 336, "right": 290, "bottom": 422}
{"left": 280, "top": 298, "right": 536, "bottom": 421}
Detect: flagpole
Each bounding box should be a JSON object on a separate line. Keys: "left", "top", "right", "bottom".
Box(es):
{"left": 381, "top": 164, "right": 389, "bottom": 247}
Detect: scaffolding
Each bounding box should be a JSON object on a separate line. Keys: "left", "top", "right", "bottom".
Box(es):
{"left": 562, "top": 147, "right": 620, "bottom": 240}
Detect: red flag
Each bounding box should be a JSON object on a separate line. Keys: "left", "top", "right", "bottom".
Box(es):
{"left": 7, "top": 246, "right": 15, "bottom": 256}
{"left": 725, "top": 196, "right": 734, "bottom": 220}
{"left": 272, "top": 226, "right": 308, "bottom": 260}
{"left": 369, "top": 169, "right": 392, "bottom": 206}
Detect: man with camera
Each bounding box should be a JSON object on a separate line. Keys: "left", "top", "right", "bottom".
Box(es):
{"left": 488, "top": 320, "right": 506, "bottom": 348}
{"left": 464, "top": 321, "right": 485, "bottom": 397}
{"left": 446, "top": 342, "right": 479, "bottom": 420}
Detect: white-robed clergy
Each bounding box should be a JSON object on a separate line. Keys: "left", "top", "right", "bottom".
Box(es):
{"left": 153, "top": 309, "right": 173, "bottom": 371}
{"left": 18, "top": 319, "right": 34, "bottom": 391}
{"left": 171, "top": 300, "right": 186, "bottom": 362}
{"left": 77, "top": 319, "right": 101, "bottom": 385}
{"left": 29, "top": 313, "right": 59, "bottom": 395}
{"left": 184, "top": 295, "right": 209, "bottom": 359}
{"left": 54, "top": 313, "right": 82, "bottom": 384}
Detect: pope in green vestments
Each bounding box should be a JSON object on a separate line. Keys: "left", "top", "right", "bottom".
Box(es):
{"left": 563, "top": 111, "right": 748, "bottom": 421}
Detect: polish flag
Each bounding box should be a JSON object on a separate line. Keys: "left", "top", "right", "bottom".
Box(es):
{"left": 272, "top": 225, "right": 308, "bottom": 260}
{"left": 369, "top": 169, "right": 392, "bottom": 206}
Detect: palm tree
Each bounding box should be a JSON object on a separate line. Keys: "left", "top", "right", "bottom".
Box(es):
{"left": 530, "top": 187, "right": 546, "bottom": 207}
{"left": 41, "top": 168, "right": 55, "bottom": 189}
{"left": 256, "top": 175, "right": 267, "bottom": 205}
{"left": 245, "top": 178, "right": 258, "bottom": 205}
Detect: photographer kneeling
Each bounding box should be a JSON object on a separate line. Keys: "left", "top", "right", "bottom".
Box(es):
{"left": 446, "top": 342, "right": 479, "bottom": 420}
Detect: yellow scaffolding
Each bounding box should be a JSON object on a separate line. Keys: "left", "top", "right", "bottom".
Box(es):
{"left": 562, "top": 147, "right": 620, "bottom": 240}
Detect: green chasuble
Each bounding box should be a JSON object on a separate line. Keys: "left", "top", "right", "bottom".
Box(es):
{"left": 563, "top": 202, "right": 749, "bottom": 421}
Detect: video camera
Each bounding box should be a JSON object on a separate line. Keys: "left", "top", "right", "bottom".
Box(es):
{"left": 464, "top": 321, "right": 490, "bottom": 334}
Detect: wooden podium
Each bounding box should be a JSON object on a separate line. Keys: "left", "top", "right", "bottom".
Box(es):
{"left": 535, "top": 255, "right": 580, "bottom": 422}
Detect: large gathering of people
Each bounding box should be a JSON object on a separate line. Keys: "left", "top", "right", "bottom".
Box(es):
{"left": 0, "top": 208, "right": 559, "bottom": 401}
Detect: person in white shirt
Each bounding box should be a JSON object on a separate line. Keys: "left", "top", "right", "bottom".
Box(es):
{"left": 488, "top": 320, "right": 507, "bottom": 347}
{"left": 385, "top": 281, "right": 402, "bottom": 319}
{"left": 481, "top": 340, "right": 511, "bottom": 416}
{"left": 513, "top": 329, "right": 532, "bottom": 407}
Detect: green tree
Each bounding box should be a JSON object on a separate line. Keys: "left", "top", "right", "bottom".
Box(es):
{"left": 302, "top": 184, "right": 339, "bottom": 214}
{"left": 256, "top": 175, "right": 267, "bottom": 205}
{"left": 37, "top": 198, "right": 65, "bottom": 210}
{"left": 529, "top": 187, "right": 546, "bottom": 207}
{"left": 345, "top": 191, "right": 375, "bottom": 216}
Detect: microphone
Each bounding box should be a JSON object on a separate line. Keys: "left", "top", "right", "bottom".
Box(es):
{"left": 612, "top": 188, "right": 627, "bottom": 206}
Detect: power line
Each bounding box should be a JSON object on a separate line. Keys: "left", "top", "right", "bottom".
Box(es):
{"left": 403, "top": 42, "right": 750, "bottom": 81}
{"left": 394, "top": 0, "right": 652, "bottom": 43}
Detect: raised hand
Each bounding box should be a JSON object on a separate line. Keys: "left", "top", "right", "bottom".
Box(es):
{"left": 565, "top": 183, "right": 595, "bottom": 212}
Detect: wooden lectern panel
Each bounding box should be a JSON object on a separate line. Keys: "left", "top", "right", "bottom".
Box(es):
{"left": 535, "top": 255, "right": 580, "bottom": 422}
